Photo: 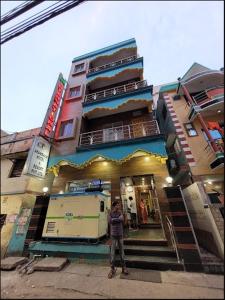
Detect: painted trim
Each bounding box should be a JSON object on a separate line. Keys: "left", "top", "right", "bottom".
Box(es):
{"left": 163, "top": 93, "right": 196, "bottom": 167}
{"left": 86, "top": 58, "right": 143, "bottom": 80}
{"left": 72, "top": 38, "right": 136, "bottom": 62}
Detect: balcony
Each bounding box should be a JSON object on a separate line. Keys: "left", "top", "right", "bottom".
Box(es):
{"left": 188, "top": 85, "right": 224, "bottom": 121}
{"left": 84, "top": 80, "right": 148, "bottom": 104}
{"left": 87, "top": 55, "right": 138, "bottom": 75}
{"left": 79, "top": 120, "right": 160, "bottom": 147}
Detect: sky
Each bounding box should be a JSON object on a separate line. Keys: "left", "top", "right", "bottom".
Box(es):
{"left": 1, "top": 1, "right": 224, "bottom": 133}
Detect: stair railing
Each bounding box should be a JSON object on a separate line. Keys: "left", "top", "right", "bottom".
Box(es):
{"left": 165, "top": 215, "right": 181, "bottom": 263}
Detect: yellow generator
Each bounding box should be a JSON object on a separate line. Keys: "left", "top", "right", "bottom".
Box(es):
{"left": 42, "top": 192, "right": 110, "bottom": 240}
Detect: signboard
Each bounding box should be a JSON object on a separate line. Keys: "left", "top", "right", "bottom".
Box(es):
{"left": 23, "top": 136, "right": 51, "bottom": 178}
{"left": 40, "top": 73, "right": 66, "bottom": 140}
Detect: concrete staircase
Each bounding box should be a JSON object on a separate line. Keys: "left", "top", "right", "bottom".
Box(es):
{"left": 116, "top": 228, "right": 184, "bottom": 271}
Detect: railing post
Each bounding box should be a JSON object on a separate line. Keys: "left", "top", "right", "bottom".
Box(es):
{"left": 155, "top": 120, "right": 160, "bottom": 134}
{"left": 128, "top": 125, "right": 131, "bottom": 139}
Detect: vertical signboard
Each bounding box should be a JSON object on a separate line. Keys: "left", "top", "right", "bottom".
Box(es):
{"left": 40, "top": 73, "right": 66, "bottom": 140}
{"left": 23, "top": 136, "right": 51, "bottom": 178}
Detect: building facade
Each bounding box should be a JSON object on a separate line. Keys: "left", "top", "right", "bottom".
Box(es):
{"left": 156, "top": 63, "right": 224, "bottom": 261}
{"left": 0, "top": 128, "right": 54, "bottom": 257}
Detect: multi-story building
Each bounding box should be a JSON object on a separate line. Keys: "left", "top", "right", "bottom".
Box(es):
{"left": 0, "top": 128, "right": 54, "bottom": 257}
{"left": 156, "top": 63, "right": 224, "bottom": 263}
{"left": 24, "top": 39, "right": 204, "bottom": 272}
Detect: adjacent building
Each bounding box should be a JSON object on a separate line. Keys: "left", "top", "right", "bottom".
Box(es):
{"left": 0, "top": 128, "right": 54, "bottom": 257}
{"left": 156, "top": 63, "right": 224, "bottom": 261}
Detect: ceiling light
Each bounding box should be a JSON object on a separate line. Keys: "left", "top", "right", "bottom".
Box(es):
{"left": 144, "top": 157, "right": 150, "bottom": 161}
{"left": 217, "top": 110, "right": 221, "bottom": 113}
{"left": 166, "top": 177, "right": 173, "bottom": 184}
{"left": 126, "top": 183, "right": 130, "bottom": 186}
{"left": 207, "top": 181, "right": 212, "bottom": 185}
{"left": 103, "top": 162, "right": 108, "bottom": 166}
{"left": 98, "top": 156, "right": 103, "bottom": 160}
{"left": 43, "top": 187, "right": 48, "bottom": 193}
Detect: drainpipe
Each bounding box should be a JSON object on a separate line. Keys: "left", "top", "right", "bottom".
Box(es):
{"left": 179, "top": 80, "right": 219, "bottom": 153}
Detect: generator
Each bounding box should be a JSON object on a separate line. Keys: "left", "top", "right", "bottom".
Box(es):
{"left": 42, "top": 192, "right": 110, "bottom": 240}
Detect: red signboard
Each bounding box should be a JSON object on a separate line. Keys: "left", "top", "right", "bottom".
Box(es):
{"left": 40, "top": 73, "right": 66, "bottom": 140}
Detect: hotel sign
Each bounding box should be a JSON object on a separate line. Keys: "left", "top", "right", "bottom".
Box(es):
{"left": 23, "top": 136, "right": 51, "bottom": 178}
{"left": 40, "top": 73, "right": 66, "bottom": 140}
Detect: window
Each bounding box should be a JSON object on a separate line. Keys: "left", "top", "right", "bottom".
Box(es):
{"left": 9, "top": 159, "right": 26, "bottom": 178}
{"left": 59, "top": 120, "right": 74, "bottom": 137}
{"left": 69, "top": 86, "right": 81, "bottom": 98}
{"left": 184, "top": 123, "right": 198, "bottom": 136}
{"left": 173, "top": 95, "right": 181, "bottom": 101}
{"left": 162, "top": 104, "right": 167, "bottom": 120}
{"left": 174, "top": 139, "right": 182, "bottom": 154}
{"left": 74, "top": 63, "right": 85, "bottom": 73}
{"left": 100, "top": 201, "right": 105, "bottom": 212}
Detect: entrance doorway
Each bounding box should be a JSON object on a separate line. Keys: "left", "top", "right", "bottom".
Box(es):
{"left": 120, "top": 174, "right": 165, "bottom": 240}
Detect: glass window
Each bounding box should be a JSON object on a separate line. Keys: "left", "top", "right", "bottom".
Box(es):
{"left": 74, "top": 63, "right": 85, "bottom": 73}
{"left": 59, "top": 120, "right": 73, "bottom": 137}
{"left": 69, "top": 86, "right": 81, "bottom": 98}
{"left": 174, "top": 139, "right": 182, "bottom": 154}
{"left": 184, "top": 123, "right": 198, "bottom": 136}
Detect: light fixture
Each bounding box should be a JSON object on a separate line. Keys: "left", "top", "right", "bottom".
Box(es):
{"left": 98, "top": 156, "right": 103, "bottom": 160}
{"left": 42, "top": 187, "right": 49, "bottom": 193}
{"left": 207, "top": 181, "right": 212, "bottom": 185}
{"left": 126, "top": 183, "right": 130, "bottom": 186}
{"left": 59, "top": 190, "right": 64, "bottom": 194}
{"left": 217, "top": 110, "right": 221, "bottom": 113}
{"left": 204, "top": 183, "right": 206, "bottom": 187}
{"left": 144, "top": 157, "right": 150, "bottom": 161}
{"left": 166, "top": 177, "right": 173, "bottom": 184}
{"left": 103, "top": 162, "right": 108, "bottom": 166}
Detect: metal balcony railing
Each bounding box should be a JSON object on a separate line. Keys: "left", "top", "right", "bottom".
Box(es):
{"left": 192, "top": 85, "right": 224, "bottom": 105}
{"left": 88, "top": 55, "right": 138, "bottom": 75}
{"left": 84, "top": 80, "right": 148, "bottom": 103}
{"left": 79, "top": 120, "right": 160, "bottom": 146}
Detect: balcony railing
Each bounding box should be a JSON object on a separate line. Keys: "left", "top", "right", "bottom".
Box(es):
{"left": 192, "top": 85, "right": 224, "bottom": 106}
{"left": 88, "top": 55, "right": 138, "bottom": 75}
{"left": 84, "top": 80, "right": 148, "bottom": 103}
{"left": 79, "top": 120, "right": 160, "bottom": 146}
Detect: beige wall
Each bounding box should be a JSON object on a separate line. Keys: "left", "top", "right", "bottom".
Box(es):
{"left": 1, "top": 159, "right": 28, "bottom": 194}
{"left": 1, "top": 193, "right": 36, "bottom": 258}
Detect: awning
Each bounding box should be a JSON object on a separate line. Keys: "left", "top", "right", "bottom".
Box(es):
{"left": 83, "top": 89, "right": 153, "bottom": 117}
{"left": 86, "top": 60, "right": 143, "bottom": 83}
{"left": 47, "top": 138, "right": 167, "bottom": 173}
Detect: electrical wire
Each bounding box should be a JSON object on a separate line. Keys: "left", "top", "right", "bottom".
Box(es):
{"left": 1, "top": 1, "right": 32, "bottom": 19}
{"left": 1, "top": 1, "right": 67, "bottom": 36}
{"left": 1, "top": 0, "right": 86, "bottom": 44}
{"left": 1, "top": 1, "right": 45, "bottom": 26}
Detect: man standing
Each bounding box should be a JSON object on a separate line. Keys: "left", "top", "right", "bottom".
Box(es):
{"left": 108, "top": 200, "right": 129, "bottom": 279}
{"left": 129, "top": 196, "right": 138, "bottom": 230}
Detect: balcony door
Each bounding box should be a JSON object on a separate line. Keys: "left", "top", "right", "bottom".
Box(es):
{"left": 131, "top": 117, "right": 148, "bottom": 138}
{"left": 103, "top": 122, "right": 124, "bottom": 142}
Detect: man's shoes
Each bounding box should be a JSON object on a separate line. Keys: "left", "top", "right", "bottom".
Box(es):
{"left": 108, "top": 268, "right": 116, "bottom": 279}
{"left": 122, "top": 267, "right": 129, "bottom": 275}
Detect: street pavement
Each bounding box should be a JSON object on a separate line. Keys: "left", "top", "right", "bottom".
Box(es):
{"left": 1, "top": 262, "right": 224, "bottom": 299}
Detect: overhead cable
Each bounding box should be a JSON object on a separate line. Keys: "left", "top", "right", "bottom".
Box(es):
{"left": 1, "top": 0, "right": 44, "bottom": 25}
{"left": 1, "top": 0, "right": 87, "bottom": 45}
{"left": 1, "top": 1, "right": 66, "bottom": 36}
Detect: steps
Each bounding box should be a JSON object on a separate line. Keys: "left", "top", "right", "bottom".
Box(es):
{"left": 138, "top": 223, "right": 162, "bottom": 229}
{"left": 116, "top": 237, "right": 184, "bottom": 271}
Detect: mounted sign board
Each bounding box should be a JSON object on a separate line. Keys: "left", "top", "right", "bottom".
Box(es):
{"left": 40, "top": 73, "right": 66, "bottom": 140}
{"left": 23, "top": 136, "right": 51, "bottom": 179}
